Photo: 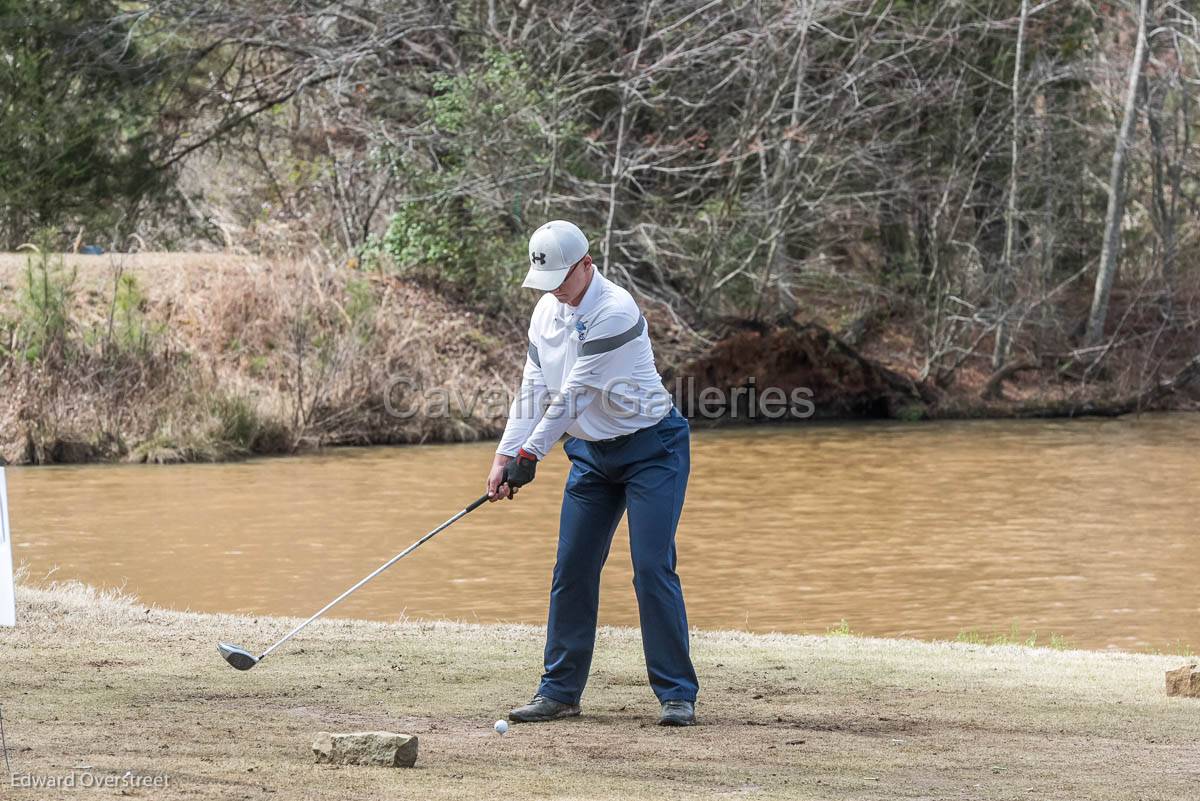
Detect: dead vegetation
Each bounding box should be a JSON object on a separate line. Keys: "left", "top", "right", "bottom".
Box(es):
{"left": 7, "top": 4, "right": 1200, "bottom": 435}
{"left": 0, "top": 252, "right": 525, "bottom": 464}
{"left": 3, "top": 249, "right": 1200, "bottom": 466}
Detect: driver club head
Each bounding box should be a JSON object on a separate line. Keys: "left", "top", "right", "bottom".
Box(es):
{"left": 218, "top": 642, "right": 260, "bottom": 671}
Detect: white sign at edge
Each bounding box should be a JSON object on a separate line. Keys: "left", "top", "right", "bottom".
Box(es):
{"left": 0, "top": 467, "right": 14, "bottom": 626}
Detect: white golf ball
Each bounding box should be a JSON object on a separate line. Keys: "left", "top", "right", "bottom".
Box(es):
{"left": 494, "top": 719, "right": 509, "bottom": 735}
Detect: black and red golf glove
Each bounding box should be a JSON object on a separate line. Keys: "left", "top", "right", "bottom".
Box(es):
{"left": 503, "top": 448, "right": 538, "bottom": 490}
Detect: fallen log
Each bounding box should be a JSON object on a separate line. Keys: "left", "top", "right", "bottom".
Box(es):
{"left": 1003, "top": 354, "right": 1200, "bottom": 419}
{"left": 981, "top": 359, "right": 1042, "bottom": 401}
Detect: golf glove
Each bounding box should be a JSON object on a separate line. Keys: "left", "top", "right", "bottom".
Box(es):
{"left": 503, "top": 448, "right": 538, "bottom": 489}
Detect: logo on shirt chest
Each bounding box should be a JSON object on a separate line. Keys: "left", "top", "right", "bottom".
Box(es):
{"left": 574, "top": 320, "right": 588, "bottom": 341}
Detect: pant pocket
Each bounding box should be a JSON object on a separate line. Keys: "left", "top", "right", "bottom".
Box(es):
{"left": 562, "top": 437, "right": 582, "bottom": 463}
{"left": 653, "top": 419, "right": 685, "bottom": 456}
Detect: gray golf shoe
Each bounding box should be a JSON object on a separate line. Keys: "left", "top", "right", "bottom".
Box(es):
{"left": 508, "top": 695, "right": 581, "bottom": 723}
{"left": 658, "top": 699, "right": 696, "bottom": 726}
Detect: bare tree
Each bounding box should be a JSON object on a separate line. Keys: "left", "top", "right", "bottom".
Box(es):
{"left": 994, "top": 0, "right": 1032, "bottom": 369}
{"left": 51, "top": 0, "right": 1198, "bottom": 406}
{"left": 1086, "top": 0, "right": 1153, "bottom": 347}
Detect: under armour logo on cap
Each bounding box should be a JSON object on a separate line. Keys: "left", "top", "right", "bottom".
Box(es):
{"left": 530, "top": 252, "right": 547, "bottom": 265}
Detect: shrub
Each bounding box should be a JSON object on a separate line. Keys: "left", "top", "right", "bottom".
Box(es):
{"left": 381, "top": 200, "right": 525, "bottom": 308}
{"left": 14, "top": 247, "right": 77, "bottom": 363}
{"left": 380, "top": 50, "right": 562, "bottom": 309}
{"left": 209, "top": 394, "right": 291, "bottom": 457}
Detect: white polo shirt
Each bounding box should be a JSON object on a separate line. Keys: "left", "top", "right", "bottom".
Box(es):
{"left": 497, "top": 270, "right": 673, "bottom": 459}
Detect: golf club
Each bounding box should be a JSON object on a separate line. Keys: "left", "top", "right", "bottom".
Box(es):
{"left": 218, "top": 492, "right": 491, "bottom": 671}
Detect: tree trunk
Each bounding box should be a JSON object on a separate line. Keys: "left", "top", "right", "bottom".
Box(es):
{"left": 601, "top": 4, "right": 653, "bottom": 273}
{"left": 994, "top": 0, "right": 1030, "bottom": 369}
{"left": 1085, "top": 0, "right": 1152, "bottom": 347}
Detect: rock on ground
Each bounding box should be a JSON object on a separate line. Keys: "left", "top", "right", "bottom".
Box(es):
{"left": 312, "top": 731, "right": 418, "bottom": 768}
{"left": 1166, "top": 663, "right": 1200, "bottom": 698}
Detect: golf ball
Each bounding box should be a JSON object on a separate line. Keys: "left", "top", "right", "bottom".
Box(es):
{"left": 494, "top": 719, "right": 509, "bottom": 735}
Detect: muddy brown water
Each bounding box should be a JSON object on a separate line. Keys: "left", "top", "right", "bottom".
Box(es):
{"left": 8, "top": 414, "right": 1200, "bottom": 651}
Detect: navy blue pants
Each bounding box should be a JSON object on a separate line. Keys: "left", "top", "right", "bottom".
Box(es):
{"left": 537, "top": 408, "right": 699, "bottom": 705}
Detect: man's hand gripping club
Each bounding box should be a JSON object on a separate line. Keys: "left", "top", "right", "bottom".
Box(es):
{"left": 487, "top": 448, "right": 538, "bottom": 502}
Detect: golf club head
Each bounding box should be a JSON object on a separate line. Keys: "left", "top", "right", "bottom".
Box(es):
{"left": 218, "top": 642, "right": 260, "bottom": 671}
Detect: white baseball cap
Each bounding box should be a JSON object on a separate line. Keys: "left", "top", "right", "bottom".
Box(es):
{"left": 522, "top": 220, "right": 589, "bottom": 290}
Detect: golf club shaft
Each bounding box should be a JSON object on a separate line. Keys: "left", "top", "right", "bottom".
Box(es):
{"left": 258, "top": 493, "right": 491, "bottom": 661}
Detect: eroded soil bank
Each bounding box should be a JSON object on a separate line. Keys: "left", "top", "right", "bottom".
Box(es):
{"left": 2, "top": 253, "right": 1197, "bottom": 465}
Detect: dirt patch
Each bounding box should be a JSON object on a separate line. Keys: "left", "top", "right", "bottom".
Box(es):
{"left": 2, "top": 582, "right": 1199, "bottom": 800}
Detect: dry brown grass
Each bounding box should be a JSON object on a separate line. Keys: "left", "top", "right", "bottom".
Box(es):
{"left": 2, "top": 580, "right": 1199, "bottom": 800}
{"left": 0, "top": 253, "right": 525, "bottom": 464}
{"left": 1, "top": 251, "right": 1196, "bottom": 466}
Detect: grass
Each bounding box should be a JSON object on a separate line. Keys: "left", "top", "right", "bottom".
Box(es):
{"left": 0, "top": 253, "right": 527, "bottom": 465}
{"left": 2, "top": 581, "right": 1199, "bottom": 800}
{"left": 824, "top": 619, "right": 1073, "bottom": 651}
{"left": 825, "top": 619, "right": 853, "bottom": 637}
{"left": 1152, "top": 640, "right": 1199, "bottom": 658}
{"left": 954, "top": 623, "right": 1072, "bottom": 651}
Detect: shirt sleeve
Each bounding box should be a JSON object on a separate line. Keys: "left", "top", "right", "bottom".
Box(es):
{"left": 519, "top": 310, "right": 639, "bottom": 459}
{"left": 496, "top": 333, "right": 549, "bottom": 457}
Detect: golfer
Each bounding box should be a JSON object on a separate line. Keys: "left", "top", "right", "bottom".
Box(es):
{"left": 487, "top": 220, "right": 698, "bottom": 727}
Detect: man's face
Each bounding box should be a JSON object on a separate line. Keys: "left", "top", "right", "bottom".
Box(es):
{"left": 552, "top": 255, "right": 593, "bottom": 304}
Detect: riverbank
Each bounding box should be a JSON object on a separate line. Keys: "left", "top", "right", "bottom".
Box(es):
{"left": 2, "top": 252, "right": 1198, "bottom": 465}
{"left": 0, "top": 252, "right": 525, "bottom": 465}
{"left": 2, "top": 581, "right": 1198, "bottom": 800}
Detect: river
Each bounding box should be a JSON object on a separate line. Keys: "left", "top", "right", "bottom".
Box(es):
{"left": 8, "top": 414, "right": 1200, "bottom": 651}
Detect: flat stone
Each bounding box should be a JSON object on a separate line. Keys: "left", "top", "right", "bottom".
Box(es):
{"left": 312, "top": 731, "right": 418, "bottom": 768}
{"left": 1165, "top": 664, "right": 1200, "bottom": 698}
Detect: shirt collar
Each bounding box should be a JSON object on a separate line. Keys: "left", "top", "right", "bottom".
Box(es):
{"left": 565, "top": 268, "right": 605, "bottom": 317}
